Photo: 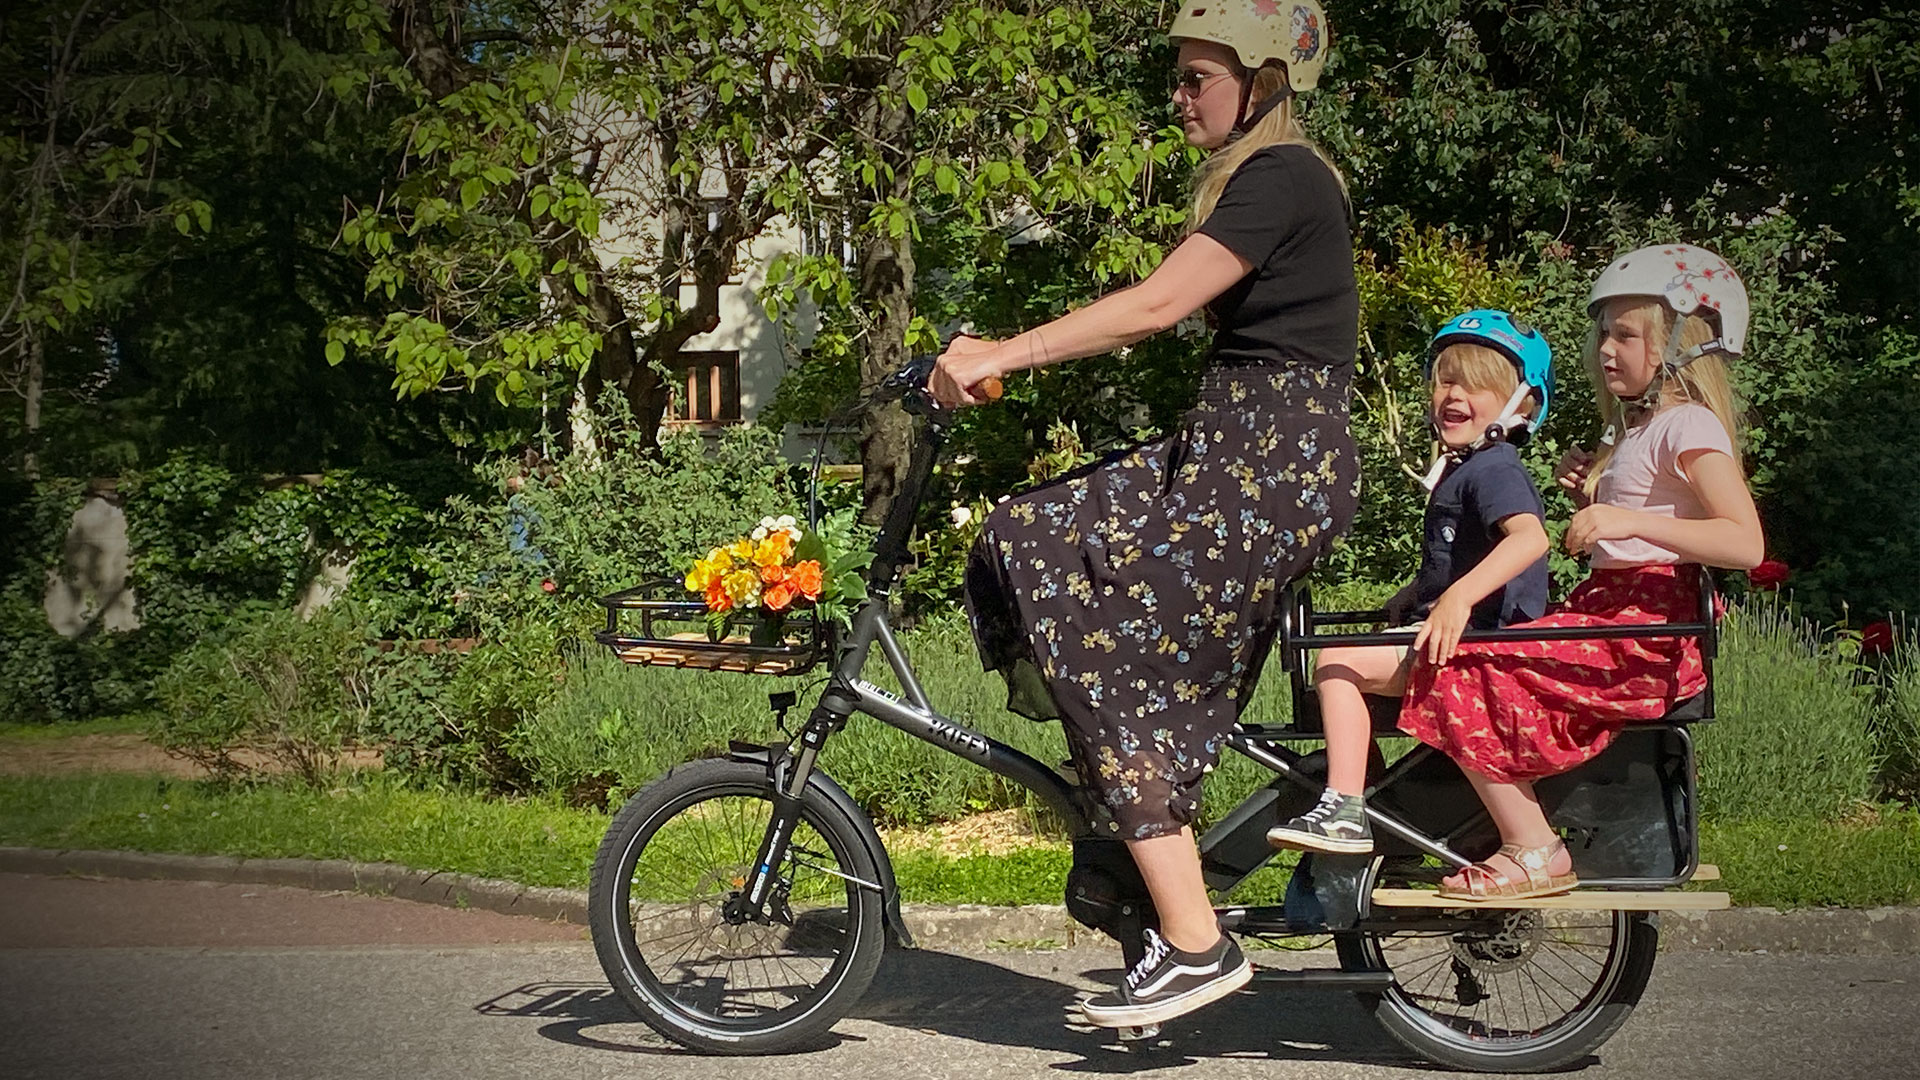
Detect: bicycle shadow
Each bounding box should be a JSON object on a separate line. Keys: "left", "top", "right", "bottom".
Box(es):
{"left": 474, "top": 980, "right": 864, "bottom": 1056}
{"left": 476, "top": 949, "right": 1558, "bottom": 1072}
{"left": 849, "top": 947, "right": 1424, "bottom": 1072}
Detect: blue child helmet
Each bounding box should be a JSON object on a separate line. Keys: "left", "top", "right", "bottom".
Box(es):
{"left": 1426, "top": 309, "right": 1555, "bottom": 434}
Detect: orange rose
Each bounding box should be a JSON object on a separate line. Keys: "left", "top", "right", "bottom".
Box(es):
{"left": 764, "top": 582, "right": 794, "bottom": 611}
{"left": 704, "top": 578, "right": 732, "bottom": 613}
{"left": 789, "top": 560, "right": 824, "bottom": 600}
{"left": 759, "top": 562, "right": 788, "bottom": 586}
{"left": 755, "top": 531, "right": 794, "bottom": 567}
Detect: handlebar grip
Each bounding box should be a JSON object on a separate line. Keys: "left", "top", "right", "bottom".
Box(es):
{"left": 976, "top": 376, "right": 1003, "bottom": 401}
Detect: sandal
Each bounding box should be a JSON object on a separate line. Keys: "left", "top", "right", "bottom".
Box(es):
{"left": 1436, "top": 841, "right": 1578, "bottom": 901}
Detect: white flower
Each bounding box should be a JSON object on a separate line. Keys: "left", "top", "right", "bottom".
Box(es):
{"left": 775, "top": 514, "right": 797, "bottom": 529}
{"left": 950, "top": 506, "right": 974, "bottom": 528}
{"left": 751, "top": 526, "right": 769, "bottom": 541}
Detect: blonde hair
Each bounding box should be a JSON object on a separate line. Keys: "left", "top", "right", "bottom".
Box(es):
{"left": 1583, "top": 299, "right": 1744, "bottom": 498}
{"left": 1432, "top": 342, "right": 1537, "bottom": 418}
{"left": 1189, "top": 65, "right": 1344, "bottom": 229}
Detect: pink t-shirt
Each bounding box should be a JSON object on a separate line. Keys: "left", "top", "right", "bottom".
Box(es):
{"left": 1591, "top": 404, "right": 1736, "bottom": 569}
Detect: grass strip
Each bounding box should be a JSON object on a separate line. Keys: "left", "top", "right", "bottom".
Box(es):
{"left": 2, "top": 774, "right": 1916, "bottom": 909}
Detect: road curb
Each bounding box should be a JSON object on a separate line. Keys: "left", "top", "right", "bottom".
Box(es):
{"left": 4, "top": 845, "right": 1917, "bottom": 954}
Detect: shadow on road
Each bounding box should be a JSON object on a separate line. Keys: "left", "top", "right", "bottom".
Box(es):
{"left": 477, "top": 949, "right": 1429, "bottom": 1070}
{"left": 853, "top": 949, "right": 1421, "bottom": 1072}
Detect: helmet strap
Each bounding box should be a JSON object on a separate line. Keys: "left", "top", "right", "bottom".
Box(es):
{"left": 1420, "top": 383, "right": 1535, "bottom": 492}
{"left": 1626, "top": 310, "right": 1721, "bottom": 413}
{"left": 1226, "top": 65, "right": 1292, "bottom": 142}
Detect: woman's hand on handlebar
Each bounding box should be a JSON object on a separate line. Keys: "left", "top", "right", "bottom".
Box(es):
{"left": 930, "top": 335, "right": 1006, "bottom": 409}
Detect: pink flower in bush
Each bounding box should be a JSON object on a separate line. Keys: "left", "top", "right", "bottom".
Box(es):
{"left": 540, "top": 578, "right": 558, "bottom": 594}
{"left": 1748, "top": 559, "right": 1790, "bottom": 591}
{"left": 1861, "top": 620, "right": 1895, "bottom": 657}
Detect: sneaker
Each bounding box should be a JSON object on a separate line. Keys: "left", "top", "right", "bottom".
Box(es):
{"left": 1267, "top": 788, "right": 1373, "bottom": 854}
{"left": 1079, "top": 928, "right": 1252, "bottom": 1028}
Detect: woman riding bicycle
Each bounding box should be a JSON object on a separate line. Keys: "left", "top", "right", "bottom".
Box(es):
{"left": 930, "top": 0, "right": 1358, "bottom": 1030}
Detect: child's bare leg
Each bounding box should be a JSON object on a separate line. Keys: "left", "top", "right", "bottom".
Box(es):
{"left": 1268, "top": 645, "right": 1409, "bottom": 853}
{"left": 1442, "top": 771, "right": 1573, "bottom": 890}
{"left": 1313, "top": 644, "right": 1411, "bottom": 794}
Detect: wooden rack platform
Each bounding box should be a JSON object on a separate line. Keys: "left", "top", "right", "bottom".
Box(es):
{"left": 1371, "top": 888, "right": 1730, "bottom": 911}
{"left": 611, "top": 632, "right": 813, "bottom": 675}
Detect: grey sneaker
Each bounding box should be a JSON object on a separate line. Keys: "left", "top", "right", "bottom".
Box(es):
{"left": 1267, "top": 788, "right": 1373, "bottom": 854}
{"left": 1080, "top": 928, "right": 1252, "bottom": 1028}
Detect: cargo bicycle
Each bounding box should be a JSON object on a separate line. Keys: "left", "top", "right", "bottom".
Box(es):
{"left": 585, "top": 355, "right": 1728, "bottom": 1072}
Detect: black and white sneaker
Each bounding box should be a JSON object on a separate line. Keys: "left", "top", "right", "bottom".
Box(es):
{"left": 1079, "top": 928, "right": 1252, "bottom": 1028}
{"left": 1267, "top": 788, "right": 1373, "bottom": 853}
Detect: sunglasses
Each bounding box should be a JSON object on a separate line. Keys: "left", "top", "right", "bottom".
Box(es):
{"left": 1172, "top": 67, "right": 1234, "bottom": 97}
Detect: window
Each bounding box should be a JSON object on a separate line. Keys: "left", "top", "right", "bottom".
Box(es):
{"left": 666, "top": 350, "right": 742, "bottom": 425}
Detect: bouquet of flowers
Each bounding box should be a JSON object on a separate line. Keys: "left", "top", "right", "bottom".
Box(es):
{"left": 682, "top": 511, "right": 870, "bottom": 643}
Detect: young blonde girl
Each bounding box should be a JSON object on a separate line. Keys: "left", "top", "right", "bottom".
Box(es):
{"left": 1398, "top": 244, "right": 1765, "bottom": 900}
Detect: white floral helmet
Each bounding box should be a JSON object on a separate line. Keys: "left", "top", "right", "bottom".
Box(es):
{"left": 1587, "top": 243, "right": 1749, "bottom": 360}
{"left": 1169, "top": 0, "right": 1331, "bottom": 93}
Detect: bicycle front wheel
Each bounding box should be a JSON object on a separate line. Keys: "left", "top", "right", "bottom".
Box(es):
{"left": 589, "top": 757, "right": 886, "bottom": 1054}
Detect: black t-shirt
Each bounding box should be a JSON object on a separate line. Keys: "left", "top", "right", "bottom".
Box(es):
{"left": 1194, "top": 144, "right": 1358, "bottom": 376}
{"left": 1410, "top": 443, "right": 1549, "bottom": 629}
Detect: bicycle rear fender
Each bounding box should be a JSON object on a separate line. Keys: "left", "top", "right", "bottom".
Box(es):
{"left": 725, "top": 742, "right": 917, "bottom": 949}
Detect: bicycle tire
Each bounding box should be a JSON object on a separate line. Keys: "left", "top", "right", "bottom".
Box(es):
{"left": 589, "top": 757, "right": 886, "bottom": 1054}
{"left": 1337, "top": 865, "right": 1658, "bottom": 1072}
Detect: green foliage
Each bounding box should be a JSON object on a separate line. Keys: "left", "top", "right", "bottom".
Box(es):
{"left": 1873, "top": 633, "right": 1920, "bottom": 805}
{"left": 1698, "top": 600, "right": 1882, "bottom": 822}
{"left": 151, "top": 607, "right": 370, "bottom": 784}
{"left": 424, "top": 403, "right": 800, "bottom": 638}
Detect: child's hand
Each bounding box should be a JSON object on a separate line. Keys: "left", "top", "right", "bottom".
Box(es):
{"left": 1414, "top": 590, "right": 1474, "bottom": 665}
{"left": 1565, "top": 504, "right": 1636, "bottom": 554}
{"left": 1554, "top": 447, "right": 1595, "bottom": 505}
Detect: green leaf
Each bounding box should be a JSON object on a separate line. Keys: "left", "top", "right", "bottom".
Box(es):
{"left": 460, "top": 178, "right": 484, "bottom": 210}
{"left": 531, "top": 191, "right": 550, "bottom": 219}
{"left": 325, "top": 341, "right": 346, "bottom": 365}
{"left": 906, "top": 82, "right": 928, "bottom": 113}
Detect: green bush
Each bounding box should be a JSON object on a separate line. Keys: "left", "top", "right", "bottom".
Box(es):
{"left": 1697, "top": 600, "right": 1881, "bottom": 822}
{"left": 515, "top": 612, "right": 1299, "bottom": 828}
{"left": 151, "top": 607, "right": 371, "bottom": 784}
{"left": 1873, "top": 636, "right": 1920, "bottom": 805}
{"left": 424, "top": 402, "right": 800, "bottom": 638}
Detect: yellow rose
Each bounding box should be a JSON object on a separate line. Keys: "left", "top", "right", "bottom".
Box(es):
{"left": 723, "top": 569, "right": 761, "bottom": 607}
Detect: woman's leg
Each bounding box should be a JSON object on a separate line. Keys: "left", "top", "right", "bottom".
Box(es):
{"left": 1127, "top": 828, "right": 1216, "bottom": 952}
{"left": 1314, "top": 644, "right": 1410, "bottom": 794}
{"left": 1080, "top": 827, "right": 1251, "bottom": 1025}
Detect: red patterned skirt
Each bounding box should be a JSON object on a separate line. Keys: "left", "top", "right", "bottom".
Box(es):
{"left": 1397, "top": 565, "right": 1709, "bottom": 783}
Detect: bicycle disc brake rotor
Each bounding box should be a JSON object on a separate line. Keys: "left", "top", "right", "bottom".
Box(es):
{"left": 1450, "top": 910, "right": 1544, "bottom": 975}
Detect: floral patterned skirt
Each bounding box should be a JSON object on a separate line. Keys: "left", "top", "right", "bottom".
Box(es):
{"left": 964, "top": 364, "right": 1359, "bottom": 839}
{"left": 1397, "top": 564, "right": 1709, "bottom": 784}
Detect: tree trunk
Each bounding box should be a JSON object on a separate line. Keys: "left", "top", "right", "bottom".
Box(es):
{"left": 851, "top": 2, "right": 945, "bottom": 526}
{"left": 22, "top": 335, "right": 42, "bottom": 481}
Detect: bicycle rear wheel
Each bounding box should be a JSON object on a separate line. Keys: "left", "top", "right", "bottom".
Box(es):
{"left": 1339, "top": 899, "right": 1658, "bottom": 1073}
{"left": 589, "top": 757, "right": 886, "bottom": 1054}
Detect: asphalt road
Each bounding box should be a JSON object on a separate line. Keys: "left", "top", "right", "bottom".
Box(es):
{"left": 3, "top": 874, "right": 1916, "bottom": 1080}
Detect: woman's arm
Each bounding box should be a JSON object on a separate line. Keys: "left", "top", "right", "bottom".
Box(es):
{"left": 928, "top": 231, "right": 1254, "bottom": 407}
{"left": 1563, "top": 449, "right": 1765, "bottom": 569}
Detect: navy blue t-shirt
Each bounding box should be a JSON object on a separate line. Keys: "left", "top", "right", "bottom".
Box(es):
{"left": 1409, "top": 443, "right": 1548, "bottom": 629}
